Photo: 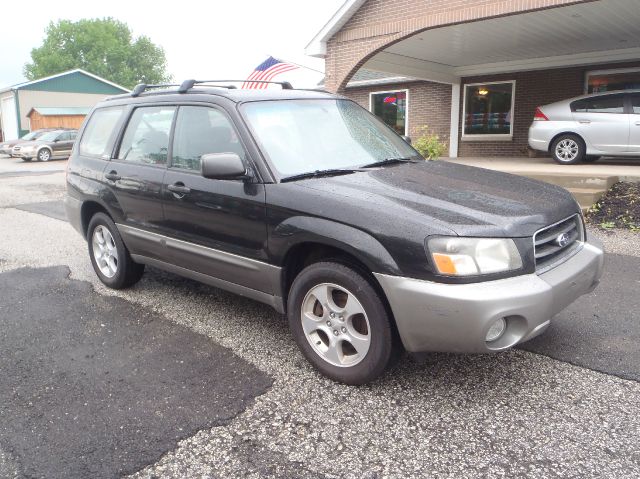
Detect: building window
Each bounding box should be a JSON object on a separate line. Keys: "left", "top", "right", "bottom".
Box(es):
{"left": 370, "top": 90, "right": 408, "bottom": 135}
{"left": 462, "top": 81, "right": 515, "bottom": 138}
{"left": 586, "top": 68, "right": 640, "bottom": 93}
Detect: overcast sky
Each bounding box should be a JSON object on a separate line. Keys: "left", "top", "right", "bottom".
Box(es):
{"left": 0, "top": 0, "right": 343, "bottom": 89}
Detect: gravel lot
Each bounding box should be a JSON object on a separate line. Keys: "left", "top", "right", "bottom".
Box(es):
{"left": 1, "top": 159, "right": 640, "bottom": 478}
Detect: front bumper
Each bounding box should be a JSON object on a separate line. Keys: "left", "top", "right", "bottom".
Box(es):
{"left": 375, "top": 238, "right": 604, "bottom": 353}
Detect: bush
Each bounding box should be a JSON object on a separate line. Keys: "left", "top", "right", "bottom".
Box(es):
{"left": 413, "top": 126, "right": 447, "bottom": 160}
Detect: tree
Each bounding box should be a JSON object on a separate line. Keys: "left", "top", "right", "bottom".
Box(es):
{"left": 24, "top": 18, "right": 171, "bottom": 88}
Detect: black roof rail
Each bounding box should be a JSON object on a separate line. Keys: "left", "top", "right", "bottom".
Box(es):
{"left": 131, "top": 83, "right": 179, "bottom": 97}
{"left": 178, "top": 79, "right": 293, "bottom": 93}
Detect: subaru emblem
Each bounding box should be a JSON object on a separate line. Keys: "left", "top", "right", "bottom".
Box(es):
{"left": 556, "top": 233, "right": 570, "bottom": 247}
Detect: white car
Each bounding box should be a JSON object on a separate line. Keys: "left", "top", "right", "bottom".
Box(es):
{"left": 528, "top": 90, "right": 640, "bottom": 164}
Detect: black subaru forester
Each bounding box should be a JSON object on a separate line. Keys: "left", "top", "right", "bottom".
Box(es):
{"left": 66, "top": 80, "right": 604, "bottom": 384}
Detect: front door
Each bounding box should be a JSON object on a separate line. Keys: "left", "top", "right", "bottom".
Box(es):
{"left": 628, "top": 93, "right": 640, "bottom": 153}
{"left": 52, "top": 130, "right": 76, "bottom": 157}
{"left": 572, "top": 93, "right": 629, "bottom": 153}
{"left": 102, "top": 105, "right": 175, "bottom": 260}
{"left": 161, "top": 105, "right": 271, "bottom": 293}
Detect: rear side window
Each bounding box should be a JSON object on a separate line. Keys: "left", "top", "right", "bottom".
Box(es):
{"left": 117, "top": 106, "right": 176, "bottom": 166}
{"left": 571, "top": 95, "right": 624, "bottom": 113}
{"left": 79, "top": 106, "right": 126, "bottom": 158}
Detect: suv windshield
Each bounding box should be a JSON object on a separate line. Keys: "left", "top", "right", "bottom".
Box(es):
{"left": 20, "top": 131, "right": 38, "bottom": 141}
{"left": 242, "top": 99, "right": 419, "bottom": 177}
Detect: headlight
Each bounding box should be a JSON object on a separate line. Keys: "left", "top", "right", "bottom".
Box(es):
{"left": 427, "top": 237, "right": 522, "bottom": 276}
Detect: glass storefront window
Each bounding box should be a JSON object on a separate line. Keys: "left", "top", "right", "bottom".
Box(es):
{"left": 463, "top": 82, "right": 514, "bottom": 137}
{"left": 587, "top": 69, "right": 640, "bottom": 93}
{"left": 370, "top": 90, "right": 407, "bottom": 135}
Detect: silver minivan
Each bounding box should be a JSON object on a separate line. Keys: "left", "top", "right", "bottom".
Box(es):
{"left": 528, "top": 90, "right": 640, "bottom": 164}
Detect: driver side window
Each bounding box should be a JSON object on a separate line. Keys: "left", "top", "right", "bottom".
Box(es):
{"left": 171, "top": 106, "right": 245, "bottom": 172}
{"left": 117, "top": 106, "right": 176, "bottom": 165}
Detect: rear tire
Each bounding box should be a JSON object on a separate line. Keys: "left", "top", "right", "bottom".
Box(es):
{"left": 551, "top": 134, "right": 585, "bottom": 165}
{"left": 287, "top": 261, "right": 394, "bottom": 385}
{"left": 87, "top": 213, "right": 144, "bottom": 289}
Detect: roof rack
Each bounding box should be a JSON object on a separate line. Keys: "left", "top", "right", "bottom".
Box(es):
{"left": 131, "top": 83, "right": 180, "bottom": 97}
{"left": 178, "top": 79, "right": 293, "bottom": 93}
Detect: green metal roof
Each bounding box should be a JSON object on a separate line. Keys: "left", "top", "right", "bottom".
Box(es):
{"left": 29, "top": 107, "right": 91, "bottom": 116}
{"left": 6, "top": 69, "right": 129, "bottom": 95}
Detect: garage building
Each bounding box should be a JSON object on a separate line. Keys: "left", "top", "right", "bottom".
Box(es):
{"left": 0, "top": 69, "right": 129, "bottom": 141}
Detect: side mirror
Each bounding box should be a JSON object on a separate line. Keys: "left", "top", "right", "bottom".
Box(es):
{"left": 401, "top": 135, "right": 412, "bottom": 145}
{"left": 201, "top": 152, "right": 248, "bottom": 180}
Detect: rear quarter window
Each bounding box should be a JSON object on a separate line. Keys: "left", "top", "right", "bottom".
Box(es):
{"left": 79, "top": 106, "right": 127, "bottom": 158}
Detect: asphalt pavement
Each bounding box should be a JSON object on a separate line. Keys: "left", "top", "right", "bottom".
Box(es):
{"left": 1, "top": 156, "right": 640, "bottom": 478}
{"left": 0, "top": 266, "right": 271, "bottom": 478}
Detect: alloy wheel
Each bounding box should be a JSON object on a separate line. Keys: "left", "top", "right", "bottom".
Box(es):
{"left": 300, "top": 283, "right": 371, "bottom": 367}
{"left": 92, "top": 225, "right": 119, "bottom": 278}
{"left": 555, "top": 139, "right": 579, "bottom": 162}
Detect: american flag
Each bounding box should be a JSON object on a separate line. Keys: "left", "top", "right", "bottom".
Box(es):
{"left": 242, "top": 56, "right": 298, "bottom": 89}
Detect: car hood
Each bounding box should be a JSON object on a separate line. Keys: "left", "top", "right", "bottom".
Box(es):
{"left": 292, "top": 160, "right": 579, "bottom": 237}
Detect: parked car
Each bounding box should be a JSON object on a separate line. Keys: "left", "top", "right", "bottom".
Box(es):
{"left": 529, "top": 89, "right": 640, "bottom": 164}
{"left": 0, "top": 128, "right": 60, "bottom": 156}
{"left": 66, "top": 81, "right": 604, "bottom": 384}
{"left": 17, "top": 129, "right": 78, "bottom": 162}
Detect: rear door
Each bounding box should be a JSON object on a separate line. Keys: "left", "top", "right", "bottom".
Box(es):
{"left": 160, "top": 104, "right": 271, "bottom": 293}
{"left": 628, "top": 93, "right": 640, "bottom": 153}
{"left": 102, "top": 105, "right": 175, "bottom": 260}
{"left": 572, "top": 94, "right": 629, "bottom": 153}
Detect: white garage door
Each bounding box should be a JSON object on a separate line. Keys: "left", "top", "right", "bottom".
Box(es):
{"left": 1, "top": 95, "right": 18, "bottom": 141}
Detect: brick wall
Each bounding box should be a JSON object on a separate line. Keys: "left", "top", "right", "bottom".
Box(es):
{"left": 324, "top": 0, "right": 588, "bottom": 91}
{"left": 458, "top": 61, "right": 640, "bottom": 157}
{"left": 343, "top": 81, "right": 452, "bottom": 154}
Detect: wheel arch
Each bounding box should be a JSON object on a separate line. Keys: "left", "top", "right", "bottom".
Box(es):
{"left": 80, "top": 200, "right": 113, "bottom": 239}
{"left": 36, "top": 146, "right": 52, "bottom": 159}
{"left": 280, "top": 240, "right": 402, "bottom": 345}
{"left": 548, "top": 131, "right": 587, "bottom": 153}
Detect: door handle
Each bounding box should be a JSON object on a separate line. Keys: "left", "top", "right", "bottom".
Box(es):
{"left": 167, "top": 182, "right": 191, "bottom": 195}
{"left": 635, "top": 121, "right": 640, "bottom": 126}
{"left": 578, "top": 120, "right": 591, "bottom": 124}
{"left": 105, "top": 171, "right": 121, "bottom": 181}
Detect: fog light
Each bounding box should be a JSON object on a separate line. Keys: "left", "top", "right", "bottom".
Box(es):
{"left": 486, "top": 318, "right": 506, "bottom": 342}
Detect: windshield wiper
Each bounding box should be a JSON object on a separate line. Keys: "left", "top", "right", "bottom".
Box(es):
{"left": 280, "top": 168, "right": 369, "bottom": 183}
{"left": 362, "top": 157, "right": 416, "bottom": 168}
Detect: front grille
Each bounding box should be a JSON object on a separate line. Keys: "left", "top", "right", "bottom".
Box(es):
{"left": 534, "top": 214, "right": 584, "bottom": 273}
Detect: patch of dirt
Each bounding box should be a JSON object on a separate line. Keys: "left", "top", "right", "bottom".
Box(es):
{"left": 585, "top": 182, "right": 639, "bottom": 231}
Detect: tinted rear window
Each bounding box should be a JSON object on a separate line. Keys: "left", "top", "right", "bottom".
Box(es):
{"left": 79, "top": 106, "right": 126, "bottom": 158}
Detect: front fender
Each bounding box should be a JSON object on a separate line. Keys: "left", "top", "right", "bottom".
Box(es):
{"left": 269, "top": 215, "right": 401, "bottom": 275}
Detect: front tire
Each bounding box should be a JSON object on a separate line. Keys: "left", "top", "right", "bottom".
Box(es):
{"left": 287, "top": 261, "right": 394, "bottom": 385}
{"left": 551, "top": 134, "right": 585, "bottom": 165}
{"left": 37, "top": 148, "right": 51, "bottom": 162}
{"left": 87, "top": 213, "right": 144, "bottom": 289}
